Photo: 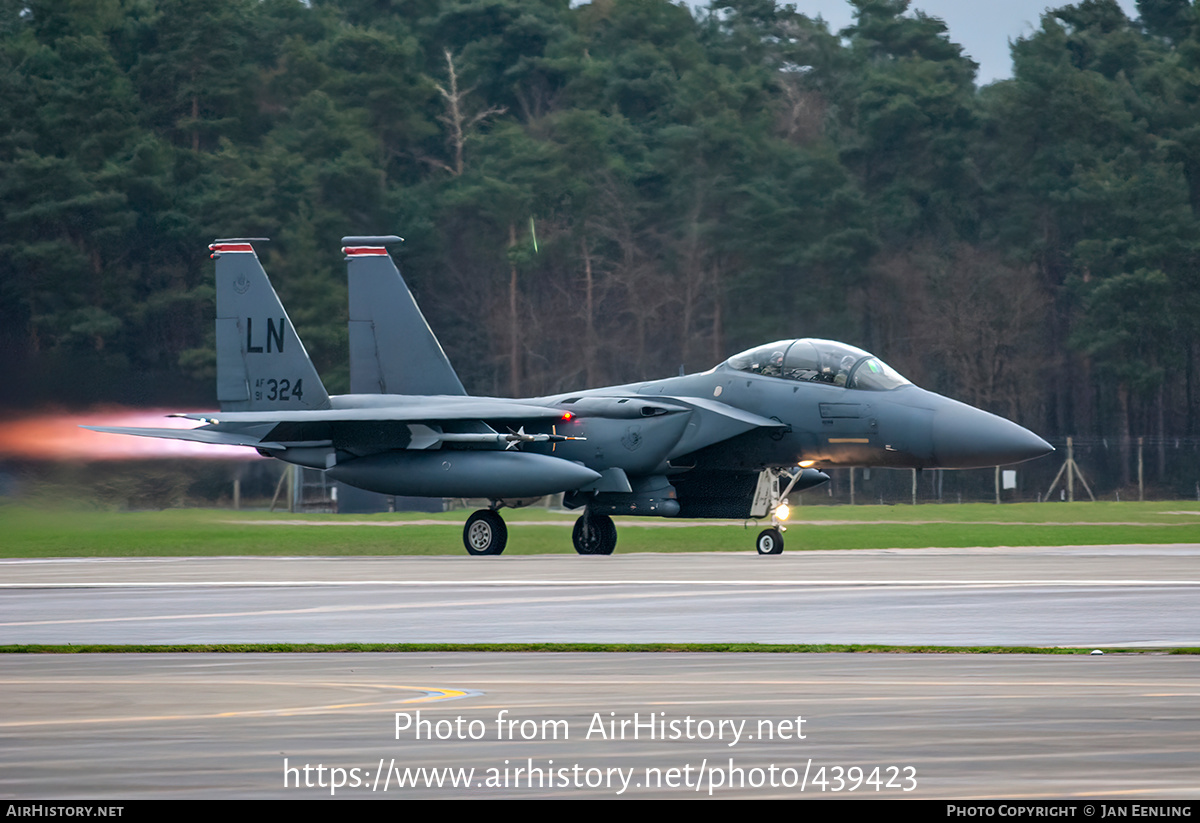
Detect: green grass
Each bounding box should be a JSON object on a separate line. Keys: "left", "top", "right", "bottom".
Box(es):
{"left": 2, "top": 500, "right": 1199, "bottom": 557}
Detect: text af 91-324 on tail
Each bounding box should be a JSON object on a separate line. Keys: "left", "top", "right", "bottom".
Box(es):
{"left": 87, "top": 237, "right": 1052, "bottom": 556}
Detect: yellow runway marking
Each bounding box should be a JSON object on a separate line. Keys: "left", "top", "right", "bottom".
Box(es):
{"left": 0, "top": 682, "right": 477, "bottom": 728}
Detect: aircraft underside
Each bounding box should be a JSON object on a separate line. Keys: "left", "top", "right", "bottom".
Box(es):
{"left": 453, "top": 467, "right": 818, "bottom": 557}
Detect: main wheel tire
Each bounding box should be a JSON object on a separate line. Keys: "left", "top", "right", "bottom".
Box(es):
{"left": 756, "top": 527, "right": 784, "bottom": 555}
{"left": 598, "top": 515, "right": 617, "bottom": 554}
{"left": 572, "top": 513, "right": 617, "bottom": 555}
{"left": 463, "top": 510, "right": 507, "bottom": 556}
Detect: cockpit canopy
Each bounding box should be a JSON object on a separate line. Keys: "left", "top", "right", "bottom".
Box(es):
{"left": 725, "top": 339, "right": 911, "bottom": 391}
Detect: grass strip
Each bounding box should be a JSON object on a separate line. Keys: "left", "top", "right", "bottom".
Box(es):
{"left": 3, "top": 501, "right": 1200, "bottom": 557}
{"left": 2, "top": 643, "right": 1197, "bottom": 655}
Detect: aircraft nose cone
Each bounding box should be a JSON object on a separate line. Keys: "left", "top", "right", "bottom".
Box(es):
{"left": 932, "top": 402, "right": 1053, "bottom": 469}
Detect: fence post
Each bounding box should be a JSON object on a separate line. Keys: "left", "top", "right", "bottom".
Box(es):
{"left": 1067, "top": 437, "right": 1074, "bottom": 503}
{"left": 1137, "top": 436, "right": 1144, "bottom": 502}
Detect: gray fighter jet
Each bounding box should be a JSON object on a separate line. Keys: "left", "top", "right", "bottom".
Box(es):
{"left": 88, "top": 237, "right": 1052, "bottom": 556}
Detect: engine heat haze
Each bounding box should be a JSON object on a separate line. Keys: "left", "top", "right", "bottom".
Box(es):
{"left": 4, "top": 409, "right": 249, "bottom": 460}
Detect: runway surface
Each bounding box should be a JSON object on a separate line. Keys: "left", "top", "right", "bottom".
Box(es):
{"left": 2, "top": 546, "right": 1199, "bottom": 646}
{"left": 3, "top": 546, "right": 1199, "bottom": 799}
{"left": 2, "top": 652, "right": 1197, "bottom": 799}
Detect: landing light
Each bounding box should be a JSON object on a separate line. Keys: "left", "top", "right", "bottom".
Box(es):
{"left": 774, "top": 502, "right": 790, "bottom": 522}
{"left": 798, "top": 460, "right": 815, "bottom": 468}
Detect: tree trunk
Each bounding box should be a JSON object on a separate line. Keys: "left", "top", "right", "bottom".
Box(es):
{"left": 1118, "top": 382, "right": 1131, "bottom": 488}
{"left": 509, "top": 223, "right": 520, "bottom": 396}
{"left": 582, "top": 236, "right": 595, "bottom": 387}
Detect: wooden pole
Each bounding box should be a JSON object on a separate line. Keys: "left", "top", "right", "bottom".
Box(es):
{"left": 1067, "top": 436, "right": 1074, "bottom": 502}
{"left": 1137, "top": 436, "right": 1144, "bottom": 502}
{"left": 269, "top": 468, "right": 287, "bottom": 512}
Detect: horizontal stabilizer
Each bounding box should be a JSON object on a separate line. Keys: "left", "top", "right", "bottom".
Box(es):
{"left": 81, "top": 425, "right": 284, "bottom": 449}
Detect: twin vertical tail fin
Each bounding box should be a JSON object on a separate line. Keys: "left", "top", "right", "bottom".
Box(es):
{"left": 210, "top": 235, "right": 458, "bottom": 410}
{"left": 211, "top": 239, "right": 331, "bottom": 412}
{"left": 344, "top": 235, "right": 466, "bottom": 396}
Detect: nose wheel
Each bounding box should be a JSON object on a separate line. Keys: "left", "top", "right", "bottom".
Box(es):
{"left": 753, "top": 465, "right": 811, "bottom": 555}
{"left": 572, "top": 511, "right": 617, "bottom": 555}
{"left": 756, "top": 527, "right": 784, "bottom": 555}
{"left": 463, "top": 509, "right": 507, "bottom": 555}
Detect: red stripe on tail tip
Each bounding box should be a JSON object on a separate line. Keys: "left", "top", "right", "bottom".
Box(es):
{"left": 208, "top": 243, "right": 255, "bottom": 254}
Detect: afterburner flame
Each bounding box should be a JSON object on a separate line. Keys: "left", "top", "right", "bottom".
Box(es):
{"left": 0, "top": 409, "right": 254, "bottom": 461}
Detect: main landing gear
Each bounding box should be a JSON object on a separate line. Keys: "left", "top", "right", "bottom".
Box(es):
{"left": 461, "top": 507, "right": 617, "bottom": 556}
{"left": 572, "top": 511, "right": 617, "bottom": 555}
{"left": 463, "top": 509, "right": 507, "bottom": 555}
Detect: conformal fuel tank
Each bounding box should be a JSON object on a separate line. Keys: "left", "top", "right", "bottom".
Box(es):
{"left": 327, "top": 450, "right": 602, "bottom": 498}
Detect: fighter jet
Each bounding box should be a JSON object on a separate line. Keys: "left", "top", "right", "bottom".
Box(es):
{"left": 88, "top": 237, "right": 1052, "bottom": 556}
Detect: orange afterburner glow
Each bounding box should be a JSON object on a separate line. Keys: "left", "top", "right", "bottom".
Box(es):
{"left": 0, "top": 408, "right": 253, "bottom": 461}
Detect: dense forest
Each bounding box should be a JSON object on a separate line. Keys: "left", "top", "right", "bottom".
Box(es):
{"left": 2, "top": 0, "right": 1199, "bottom": 460}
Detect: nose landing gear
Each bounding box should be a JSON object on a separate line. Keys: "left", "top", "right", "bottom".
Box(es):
{"left": 753, "top": 466, "right": 826, "bottom": 555}
{"left": 756, "top": 527, "right": 784, "bottom": 555}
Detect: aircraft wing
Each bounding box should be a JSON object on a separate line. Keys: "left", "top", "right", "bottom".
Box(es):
{"left": 85, "top": 394, "right": 787, "bottom": 462}
{"left": 86, "top": 398, "right": 575, "bottom": 455}
{"left": 173, "top": 399, "right": 570, "bottom": 425}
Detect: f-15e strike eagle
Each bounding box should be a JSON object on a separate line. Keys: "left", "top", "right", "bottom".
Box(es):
{"left": 88, "top": 237, "right": 1052, "bottom": 556}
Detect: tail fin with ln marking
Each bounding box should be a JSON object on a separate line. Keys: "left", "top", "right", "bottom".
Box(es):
{"left": 343, "top": 235, "right": 466, "bottom": 396}
{"left": 211, "top": 238, "right": 330, "bottom": 412}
